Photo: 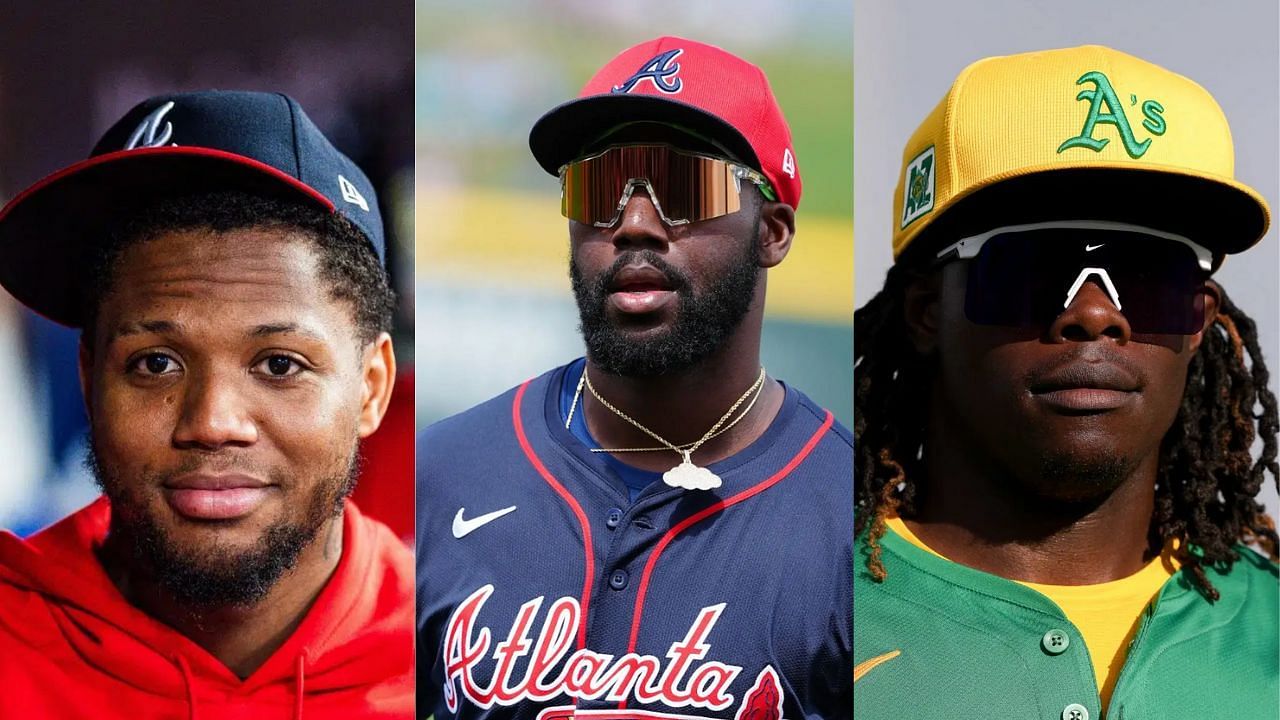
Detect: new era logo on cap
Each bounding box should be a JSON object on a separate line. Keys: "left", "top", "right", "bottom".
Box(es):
{"left": 339, "top": 174, "right": 370, "bottom": 212}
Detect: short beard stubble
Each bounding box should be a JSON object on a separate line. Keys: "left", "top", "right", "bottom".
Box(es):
{"left": 88, "top": 443, "right": 358, "bottom": 609}
{"left": 570, "top": 231, "right": 761, "bottom": 378}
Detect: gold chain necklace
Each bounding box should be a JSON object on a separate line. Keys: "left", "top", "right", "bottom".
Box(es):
{"left": 567, "top": 366, "right": 767, "bottom": 491}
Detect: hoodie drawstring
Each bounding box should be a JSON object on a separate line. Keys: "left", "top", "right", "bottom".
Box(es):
{"left": 294, "top": 652, "right": 307, "bottom": 719}
{"left": 175, "top": 654, "right": 198, "bottom": 720}
{"left": 175, "top": 652, "right": 305, "bottom": 718}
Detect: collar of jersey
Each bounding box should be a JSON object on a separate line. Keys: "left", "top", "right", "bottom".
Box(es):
{"left": 540, "top": 360, "right": 803, "bottom": 501}
{"left": 872, "top": 520, "right": 1210, "bottom": 621}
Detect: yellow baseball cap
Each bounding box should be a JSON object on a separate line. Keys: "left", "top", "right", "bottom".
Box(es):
{"left": 892, "top": 45, "right": 1271, "bottom": 261}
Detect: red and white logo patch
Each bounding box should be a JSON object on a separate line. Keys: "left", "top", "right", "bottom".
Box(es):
{"left": 443, "top": 585, "right": 787, "bottom": 719}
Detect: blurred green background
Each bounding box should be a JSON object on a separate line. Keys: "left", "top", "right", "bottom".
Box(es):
{"left": 416, "top": 0, "right": 852, "bottom": 426}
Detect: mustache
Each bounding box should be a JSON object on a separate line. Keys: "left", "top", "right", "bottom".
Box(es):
{"left": 165, "top": 453, "right": 271, "bottom": 478}
{"left": 595, "top": 250, "right": 693, "bottom": 295}
{"left": 1021, "top": 346, "right": 1148, "bottom": 392}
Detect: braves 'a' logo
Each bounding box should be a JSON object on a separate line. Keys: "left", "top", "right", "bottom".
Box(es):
{"left": 125, "top": 101, "right": 176, "bottom": 150}
{"left": 443, "top": 585, "right": 787, "bottom": 719}
{"left": 612, "top": 49, "right": 684, "bottom": 95}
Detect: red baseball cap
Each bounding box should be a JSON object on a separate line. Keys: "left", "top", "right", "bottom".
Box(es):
{"left": 529, "top": 36, "right": 802, "bottom": 210}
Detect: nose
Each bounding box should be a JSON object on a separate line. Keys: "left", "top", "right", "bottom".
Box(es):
{"left": 1048, "top": 276, "right": 1131, "bottom": 343}
{"left": 172, "top": 371, "right": 258, "bottom": 450}
{"left": 610, "top": 184, "right": 671, "bottom": 251}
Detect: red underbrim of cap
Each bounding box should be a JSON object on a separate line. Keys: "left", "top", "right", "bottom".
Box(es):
{"left": 0, "top": 147, "right": 337, "bottom": 328}
{"left": 529, "top": 94, "right": 760, "bottom": 175}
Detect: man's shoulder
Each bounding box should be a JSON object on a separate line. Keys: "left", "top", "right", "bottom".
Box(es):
{"left": 348, "top": 501, "right": 414, "bottom": 581}
{"left": 779, "top": 381, "right": 852, "bottom": 451}
{"left": 1208, "top": 544, "right": 1279, "bottom": 617}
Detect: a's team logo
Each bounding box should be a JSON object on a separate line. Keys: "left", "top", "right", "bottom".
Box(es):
{"left": 900, "top": 145, "right": 935, "bottom": 229}
{"left": 781, "top": 148, "right": 796, "bottom": 180}
{"left": 1057, "top": 70, "right": 1166, "bottom": 159}
{"left": 338, "top": 174, "right": 370, "bottom": 212}
{"left": 125, "top": 100, "right": 176, "bottom": 150}
{"left": 443, "top": 585, "right": 788, "bottom": 719}
{"left": 612, "top": 49, "right": 684, "bottom": 95}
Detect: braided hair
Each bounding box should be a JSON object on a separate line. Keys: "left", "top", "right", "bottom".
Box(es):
{"left": 854, "top": 262, "right": 1280, "bottom": 600}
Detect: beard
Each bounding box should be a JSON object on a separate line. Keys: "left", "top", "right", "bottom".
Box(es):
{"left": 1030, "top": 450, "right": 1134, "bottom": 505}
{"left": 570, "top": 238, "right": 761, "bottom": 378}
{"left": 88, "top": 442, "right": 358, "bottom": 609}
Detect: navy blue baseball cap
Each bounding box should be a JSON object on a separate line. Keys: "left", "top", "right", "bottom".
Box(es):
{"left": 0, "top": 90, "right": 383, "bottom": 328}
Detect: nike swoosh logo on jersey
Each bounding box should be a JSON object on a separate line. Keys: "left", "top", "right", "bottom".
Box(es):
{"left": 452, "top": 506, "right": 517, "bottom": 539}
{"left": 1085, "top": 243, "right": 1105, "bottom": 251}
{"left": 853, "top": 649, "right": 901, "bottom": 683}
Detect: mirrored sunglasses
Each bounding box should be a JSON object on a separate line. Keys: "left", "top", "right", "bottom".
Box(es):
{"left": 559, "top": 144, "right": 775, "bottom": 227}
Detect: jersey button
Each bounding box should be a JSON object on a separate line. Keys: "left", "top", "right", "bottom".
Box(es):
{"left": 1061, "top": 703, "right": 1089, "bottom": 720}
{"left": 606, "top": 508, "right": 623, "bottom": 530}
{"left": 1042, "top": 629, "right": 1070, "bottom": 655}
{"left": 609, "top": 569, "right": 629, "bottom": 590}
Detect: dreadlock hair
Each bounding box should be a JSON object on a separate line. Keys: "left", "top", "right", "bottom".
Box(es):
{"left": 854, "top": 262, "right": 1280, "bottom": 601}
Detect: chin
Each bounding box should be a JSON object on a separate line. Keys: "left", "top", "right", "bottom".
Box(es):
{"left": 141, "top": 510, "right": 321, "bottom": 607}
{"left": 1020, "top": 448, "right": 1136, "bottom": 505}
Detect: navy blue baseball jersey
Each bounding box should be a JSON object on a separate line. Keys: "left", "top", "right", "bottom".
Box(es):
{"left": 417, "top": 362, "right": 852, "bottom": 720}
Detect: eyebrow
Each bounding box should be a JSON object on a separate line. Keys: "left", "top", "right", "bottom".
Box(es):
{"left": 108, "top": 320, "right": 180, "bottom": 342}
{"left": 106, "top": 321, "right": 327, "bottom": 343}
{"left": 249, "top": 323, "right": 327, "bottom": 342}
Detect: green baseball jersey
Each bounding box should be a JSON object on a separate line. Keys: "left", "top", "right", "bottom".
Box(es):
{"left": 854, "top": 528, "right": 1279, "bottom": 719}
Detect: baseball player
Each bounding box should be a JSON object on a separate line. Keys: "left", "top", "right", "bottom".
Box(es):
{"left": 853, "top": 46, "right": 1278, "bottom": 719}
{"left": 418, "top": 37, "right": 853, "bottom": 720}
{"left": 0, "top": 91, "right": 412, "bottom": 717}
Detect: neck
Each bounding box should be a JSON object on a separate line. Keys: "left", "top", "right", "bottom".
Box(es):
{"left": 582, "top": 320, "right": 784, "bottom": 471}
{"left": 908, "top": 414, "right": 1158, "bottom": 585}
{"left": 101, "top": 514, "right": 344, "bottom": 678}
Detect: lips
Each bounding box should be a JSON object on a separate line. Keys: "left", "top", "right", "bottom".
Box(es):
{"left": 1028, "top": 361, "right": 1142, "bottom": 413}
{"left": 163, "top": 474, "right": 273, "bottom": 521}
{"left": 608, "top": 264, "right": 676, "bottom": 314}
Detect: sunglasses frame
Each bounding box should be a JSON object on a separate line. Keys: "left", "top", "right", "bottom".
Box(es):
{"left": 934, "top": 219, "right": 1214, "bottom": 271}
{"left": 558, "top": 143, "right": 775, "bottom": 228}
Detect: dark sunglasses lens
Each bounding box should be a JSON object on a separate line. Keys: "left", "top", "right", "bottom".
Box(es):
{"left": 561, "top": 147, "right": 740, "bottom": 225}
{"left": 1099, "top": 236, "right": 1205, "bottom": 334}
{"left": 962, "top": 229, "right": 1206, "bottom": 334}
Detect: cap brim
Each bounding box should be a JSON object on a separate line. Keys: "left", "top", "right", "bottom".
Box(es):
{"left": 529, "top": 94, "right": 760, "bottom": 176}
{"left": 897, "top": 163, "right": 1271, "bottom": 264}
{"left": 0, "top": 147, "right": 336, "bottom": 328}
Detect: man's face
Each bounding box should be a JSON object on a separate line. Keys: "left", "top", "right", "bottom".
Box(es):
{"left": 921, "top": 257, "right": 1213, "bottom": 503}
{"left": 568, "top": 155, "right": 764, "bottom": 377}
{"left": 84, "top": 227, "right": 371, "bottom": 606}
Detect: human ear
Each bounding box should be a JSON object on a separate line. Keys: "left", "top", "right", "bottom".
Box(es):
{"left": 1186, "top": 280, "right": 1221, "bottom": 354}
{"left": 756, "top": 201, "right": 795, "bottom": 268}
{"left": 357, "top": 332, "right": 397, "bottom": 437}
{"left": 904, "top": 271, "right": 942, "bottom": 354}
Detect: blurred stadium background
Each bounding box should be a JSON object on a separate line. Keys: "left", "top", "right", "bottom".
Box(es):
{"left": 415, "top": 0, "right": 854, "bottom": 431}
{"left": 0, "top": 1, "right": 414, "bottom": 539}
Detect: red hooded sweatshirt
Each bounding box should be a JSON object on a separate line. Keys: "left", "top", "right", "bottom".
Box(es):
{"left": 0, "top": 497, "right": 413, "bottom": 719}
